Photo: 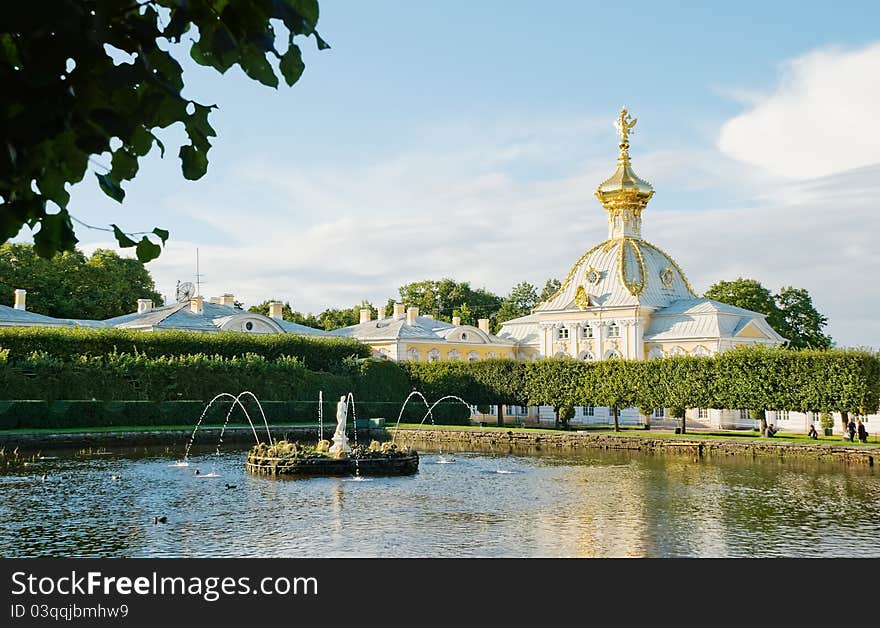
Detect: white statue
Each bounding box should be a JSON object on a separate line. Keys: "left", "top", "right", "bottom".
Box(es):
{"left": 328, "top": 395, "right": 351, "bottom": 457}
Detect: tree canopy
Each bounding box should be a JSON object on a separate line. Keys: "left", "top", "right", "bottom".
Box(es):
{"left": 397, "top": 279, "right": 502, "bottom": 326}
{"left": 0, "top": 242, "right": 162, "bottom": 319}
{"left": 0, "top": 1, "right": 327, "bottom": 261}
{"left": 704, "top": 277, "right": 832, "bottom": 349}
{"left": 496, "top": 281, "right": 539, "bottom": 325}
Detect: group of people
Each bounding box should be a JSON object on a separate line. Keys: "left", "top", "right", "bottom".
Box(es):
{"left": 845, "top": 417, "right": 869, "bottom": 443}
{"left": 808, "top": 417, "right": 870, "bottom": 442}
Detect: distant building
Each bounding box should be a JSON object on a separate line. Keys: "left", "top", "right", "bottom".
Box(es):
{"left": 328, "top": 303, "right": 524, "bottom": 361}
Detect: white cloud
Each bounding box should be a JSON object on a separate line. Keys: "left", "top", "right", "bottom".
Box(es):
{"left": 718, "top": 42, "right": 880, "bottom": 179}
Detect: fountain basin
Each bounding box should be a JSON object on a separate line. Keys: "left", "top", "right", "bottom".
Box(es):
{"left": 245, "top": 440, "right": 419, "bottom": 477}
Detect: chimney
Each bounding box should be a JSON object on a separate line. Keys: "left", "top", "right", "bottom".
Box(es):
{"left": 137, "top": 299, "right": 153, "bottom": 314}
{"left": 208, "top": 296, "right": 221, "bottom": 304}
{"left": 393, "top": 303, "right": 406, "bottom": 320}
{"left": 478, "top": 318, "right": 490, "bottom": 333}
{"left": 359, "top": 308, "right": 372, "bottom": 324}
{"left": 268, "top": 301, "right": 284, "bottom": 320}
{"left": 406, "top": 306, "right": 419, "bottom": 325}
{"left": 452, "top": 316, "right": 461, "bottom": 326}
{"left": 220, "top": 293, "right": 235, "bottom": 307}
{"left": 376, "top": 306, "right": 386, "bottom": 321}
{"left": 190, "top": 295, "right": 204, "bottom": 315}
{"left": 13, "top": 289, "right": 26, "bottom": 311}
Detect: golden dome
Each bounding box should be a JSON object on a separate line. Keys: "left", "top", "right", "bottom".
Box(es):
{"left": 594, "top": 107, "right": 654, "bottom": 214}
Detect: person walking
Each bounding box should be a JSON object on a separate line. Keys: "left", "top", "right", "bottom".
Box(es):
{"left": 857, "top": 419, "right": 868, "bottom": 443}
{"left": 848, "top": 418, "right": 857, "bottom": 442}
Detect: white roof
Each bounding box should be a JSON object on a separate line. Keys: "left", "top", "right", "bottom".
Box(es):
{"left": 536, "top": 237, "right": 695, "bottom": 311}
{"left": 329, "top": 315, "right": 515, "bottom": 346}
{"left": 644, "top": 298, "right": 786, "bottom": 342}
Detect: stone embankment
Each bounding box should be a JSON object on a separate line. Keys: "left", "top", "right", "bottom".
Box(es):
{"left": 386, "top": 428, "right": 879, "bottom": 466}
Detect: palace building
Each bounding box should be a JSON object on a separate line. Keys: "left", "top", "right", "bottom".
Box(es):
{"left": 495, "top": 108, "right": 785, "bottom": 359}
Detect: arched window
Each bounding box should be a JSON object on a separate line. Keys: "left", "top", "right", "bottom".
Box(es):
{"left": 467, "top": 351, "right": 479, "bottom": 362}
{"left": 448, "top": 349, "right": 461, "bottom": 361}
{"left": 692, "top": 345, "right": 710, "bottom": 357}
{"left": 487, "top": 351, "right": 497, "bottom": 359}
{"left": 604, "top": 349, "right": 621, "bottom": 359}
{"left": 579, "top": 350, "right": 595, "bottom": 361}
{"left": 407, "top": 347, "right": 421, "bottom": 361}
{"left": 428, "top": 349, "right": 440, "bottom": 363}
{"left": 607, "top": 323, "right": 620, "bottom": 338}
{"left": 647, "top": 348, "right": 664, "bottom": 360}
{"left": 670, "top": 346, "right": 686, "bottom": 356}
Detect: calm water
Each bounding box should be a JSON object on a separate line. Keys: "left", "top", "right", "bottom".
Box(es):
{"left": 2, "top": 441, "right": 879, "bottom": 557}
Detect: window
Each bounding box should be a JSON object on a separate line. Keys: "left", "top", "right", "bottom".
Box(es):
{"left": 244, "top": 321, "right": 254, "bottom": 331}
{"left": 692, "top": 345, "right": 710, "bottom": 357}
{"left": 607, "top": 323, "right": 620, "bottom": 338}
{"left": 582, "top": 326, "right": 594, "bottom": 338}
{"left": 654, "top": 408, "right": 665, "bottom": 418}
{"left": 557, "top": 327, "right": 569, "bottom": 340}
{"left": 648, "top": 348, "right": 664, "bottom": 360}
{"left": 467, "top": 351, "right": 479, "bottom": 362}
{"left": 739, "top": 409, "right": 750, "bottom": 420}
{"left": 811, "top": 411, "right": 819, "bottom": 422}
{"left": 604, "top": 350, "right": 621, "bottom": 359}
{"left": 487, "top": 351, "right": 497, "bottom": 359}
{"left": 407, "top": 348, "right": 421, "bottom": 361}
{"left": 460, "top": 332, "right": 468, "bottom": 341}
{"left": 698, "top": 408, "right": 708, "bottom": 419}
{"left": 448, "top": 349, "right": 461, "bottom": 361}
{"left": 428, "top": 349, "right": 440, "bottom": 363}
{"left": 777, "top": 410, "right": 790, "bottom": 421}
{"left": 582, "top": 406, "right": 595, "bottom": 417}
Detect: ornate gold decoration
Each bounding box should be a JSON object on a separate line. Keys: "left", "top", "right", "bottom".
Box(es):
{"left": 618, "top": 238, "right": 647, "bottom": 296}
{"left": 585, "top": 267, "right": 601, "bottom": 285}
{"left": 660, "top": 266, "right": 675, "bottom": 287}
{"left": 574, "top": 285, "right": 591, "bottom": 309}
{"left": 595, "top": 107, "right": 654, "bottom": 236}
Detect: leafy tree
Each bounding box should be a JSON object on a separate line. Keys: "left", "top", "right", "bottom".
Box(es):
{"left": 775, "top": 286, "right": 832, "bottom": 349}
{"left": 704, "top": 278, "right": 787, "bottom": 333}
{"left": 0, "top": 1, "right": 328, "bottom": 261}
{"left": 452, "top": 303, "right": 473, "bottom": 326}
{"left": 539, "top": 278, "right": 561, "bottom": 302}
{"left": 398, "top": 279, "right": 501, "bottom": 324}
{"left": 704, "top": 278, "right": 832, "bottom": 349}
{"left": 0, "top": 243, "right": 161, "bottom": 318}
{"left": 496, "top": 281, "right": 538, "bottom": 324}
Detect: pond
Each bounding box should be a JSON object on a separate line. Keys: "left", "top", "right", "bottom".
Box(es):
{"left": 2, "top": 442, "right": 878, "bottom": 557}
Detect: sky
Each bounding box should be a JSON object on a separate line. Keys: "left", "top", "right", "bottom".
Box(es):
{"left": 15, "top": 1, "right": 880, "bottom": 347}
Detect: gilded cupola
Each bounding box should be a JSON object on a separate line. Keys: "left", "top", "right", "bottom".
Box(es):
{"left": 595, "top": 107, "right": 654, "bottom": 239}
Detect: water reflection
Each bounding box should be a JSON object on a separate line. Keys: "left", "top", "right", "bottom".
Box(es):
{"left": 1, "top": 443, "right": 878, "bottom": 557}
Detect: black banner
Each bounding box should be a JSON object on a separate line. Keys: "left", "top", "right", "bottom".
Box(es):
{"left": 0, "top": 558, "right": 872, "bottom": 626}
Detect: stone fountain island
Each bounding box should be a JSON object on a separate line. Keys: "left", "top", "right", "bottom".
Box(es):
{"left": 246, "top": 439, "right": 419, "bottom": 477}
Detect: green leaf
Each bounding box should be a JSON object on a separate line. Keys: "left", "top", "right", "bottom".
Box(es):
{"left": 129, "top": 126, "right": 154, "bottom": 157}
{"left": 279, "top": 43, "right": 305, "bottom": 86}
{"left": 135, "top": 236, "right": 162, "bottom": 263}
{"left": 111, "top": 224, "right": 138, "bottom": 248}
{"left": 110, "top": 148, "right": 139, "bottom": 182}
{"left": 239, "top": 47, "right": 279, "bottom": 87}
{"left": 95, "top": 173, "right": 125, "bottom": 203}
{"left": 151, "top": 227, "right": 169, "bottom": 244}
{"left": 179, "top": 144, "right": 209, "bottom": 180}
{"left": 313, "top": 31, "right": 331, "bottom": 50}
{"left": 34, "top": 211, "right": 78, "bottom": 258}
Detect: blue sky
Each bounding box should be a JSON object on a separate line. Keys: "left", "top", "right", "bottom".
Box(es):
{"left": 20, "top": 1, "right": 880, "bottom": 346}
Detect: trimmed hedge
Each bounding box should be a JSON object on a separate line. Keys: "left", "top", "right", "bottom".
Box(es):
{"left": 0, "top": 327, "right": 370, "bottom": 373}
{"left": 403, "top": 347, "right": 880, "bottom": 415}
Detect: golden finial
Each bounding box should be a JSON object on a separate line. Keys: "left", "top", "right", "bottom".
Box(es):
{"left": 614, "top": 107, "right": 637, "bottom": 161}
